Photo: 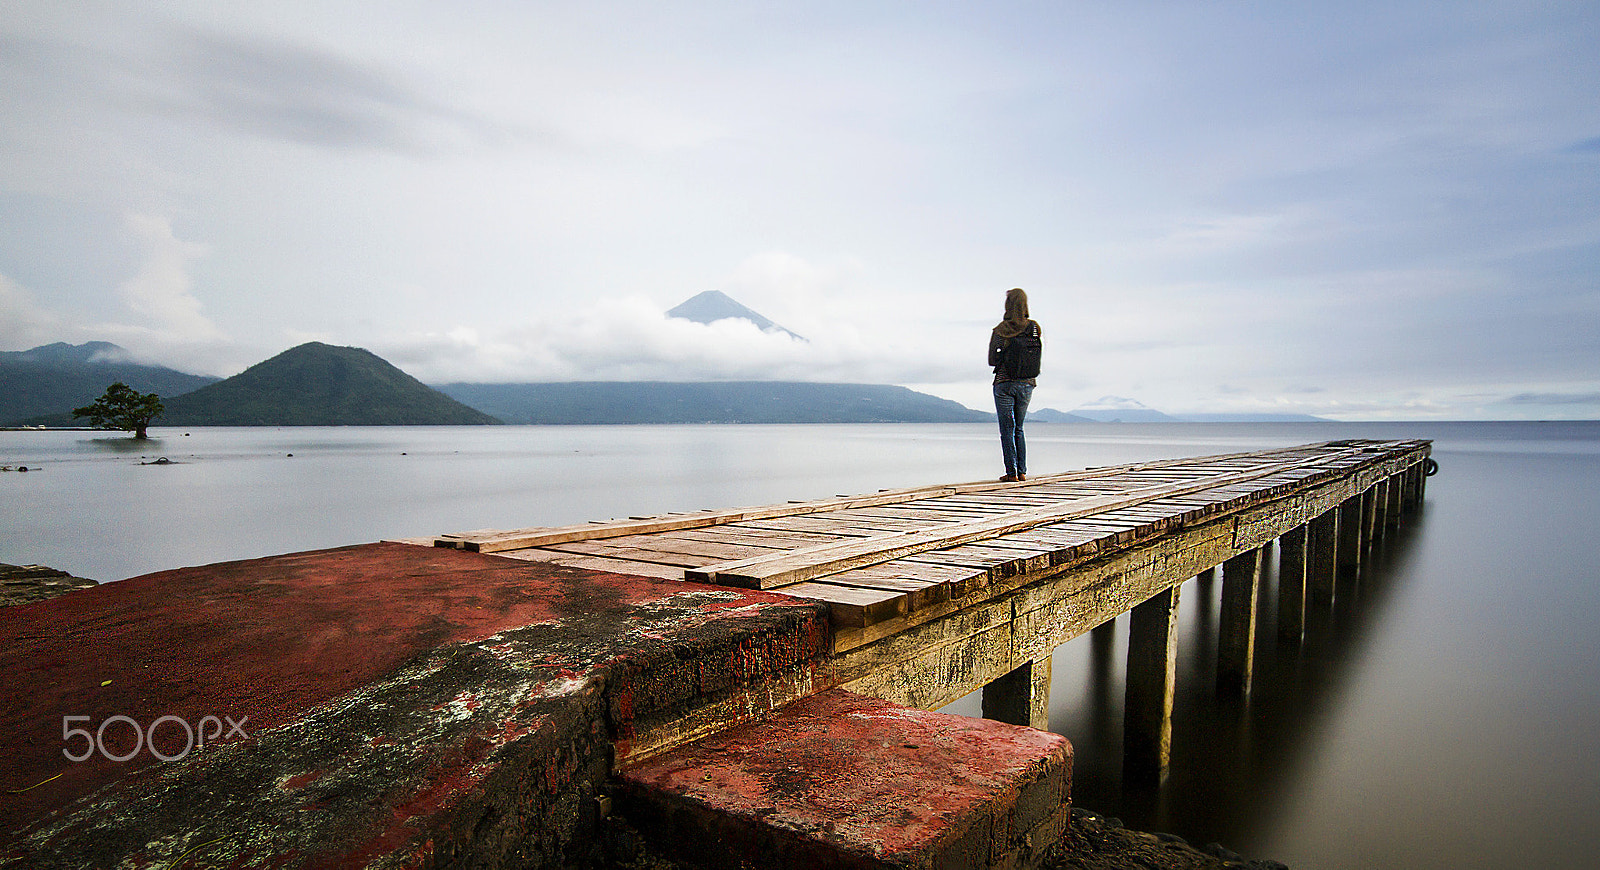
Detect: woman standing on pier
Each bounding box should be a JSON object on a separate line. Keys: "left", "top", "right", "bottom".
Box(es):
{"left": 989, "top": 287, "right": 1042, "bottom": 482}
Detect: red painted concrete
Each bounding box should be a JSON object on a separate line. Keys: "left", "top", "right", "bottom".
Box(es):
{"left": 618, "top": 688, "right": 1072, "bottom": 869}
{"left": 0, "top": 542, "right": 829, "bottom": 866}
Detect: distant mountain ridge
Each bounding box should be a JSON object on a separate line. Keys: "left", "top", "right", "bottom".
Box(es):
{"left": 434, "top": 381, "right": 985, "bottom": 424}
{"left": 4, "top": 340, "right": 1325, "bottom": 428}
{"left": 159, "top": 343, "right": 500, "bottom": 426}
{"left": 1026, "top": 408, "right": 1096, "bottom": 423}
{"left": 0, "top": 342, "right": 219, "bottom": 425}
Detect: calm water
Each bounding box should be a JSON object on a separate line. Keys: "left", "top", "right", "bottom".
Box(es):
{"left": 4, "top": 421, "right": 1598, "bottom": 868}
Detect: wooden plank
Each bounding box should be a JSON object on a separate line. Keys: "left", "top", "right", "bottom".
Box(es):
{"left": 845, "top": 505, "right": 998, "bottom": 523}
{"left": 699, "top": 524, "right": 849, "bottom": 544}
{"left": 731, "top": 516, "right": 879, "bottom": 535}
{"left": 836, "top": 559, "right": 985, "bottom": 600}
{"left": 957, "top": 541, "right": 1055, "bottom": 575}
{"left": 563, "top": 533, "right": 773, "bottom": 561}
{"left": 490, "top": 548, "right": 686, "bottom": 580}
{"left": 666, "top": 528, "right": 828, "bottom": 549}
{"left": 805, "top": 568, "right": 951, "bottom": 611}
{"left": 822, "top": 510, "right": 959, "bottom": 530}
{"left": 900, "top": 548, "right": 1014, "bottom": 580}
{"left": 998, "top": 529, "right": 1107, "bottom": 566}
{"left": 778, "top": 582, "right": 908, "bottom": 628}
{"left": 540, "top": 541, "right": 712, "bottom": 568}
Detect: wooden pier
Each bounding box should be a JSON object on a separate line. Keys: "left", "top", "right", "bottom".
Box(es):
{"left": 2, "top": 439, "right": 1431, "bottom": 869}
{"left": 437, "top": 438, "right": 1432, "bottom": 777}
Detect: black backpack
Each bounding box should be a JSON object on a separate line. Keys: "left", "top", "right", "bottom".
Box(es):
{"left": 1001, "top": 323, "right": 1042, "bottom": 379}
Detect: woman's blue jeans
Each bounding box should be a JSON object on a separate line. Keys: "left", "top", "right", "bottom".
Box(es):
{"left": 993, "top": 381, "right": 1034, "bottom": 476}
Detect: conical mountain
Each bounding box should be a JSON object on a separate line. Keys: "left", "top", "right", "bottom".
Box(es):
{"left": 160, "top": 342, "right": 500, "bottom": 426}
{"left": 666, "top": 290, "right": 804, "bottom": 340}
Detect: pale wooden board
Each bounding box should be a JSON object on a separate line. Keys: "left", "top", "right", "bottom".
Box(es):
{"left": 562, "top": 532, "right": 776, "bottom": 561}
{"left": 731, "top": 517, "right": 889, "bottom": 537}
{"left": 845, "top": 504, "right": 999, "bottom": 522}
{"left": 955, "top": 542, "right": 1053, "bottom": 575}
{"left": 539, "top": 541, "right": 714, "bottom": 568}
{"left": 491, "top": 548, "right": 687, "bottom": 580}
{"left": 671, "top": 526, "right": 850, "bottom": 549}
{"left": 820, "top": 510, "right": 950, "bottom": 528}
{"left": 777, "top": 581, "right": 909, "bottom": 628}
{"left": 804, "top": 568, "right": 951, "bottom": 612}
{"left": 832, "top": 559, "right": 986, "bottom": 599}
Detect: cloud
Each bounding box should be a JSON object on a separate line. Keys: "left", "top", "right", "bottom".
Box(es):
{"left": 113, "top": 214, "right": 218, "bottom": 339}
{"left": 0, "top": 271, "right": 60, "bottom": 350}
{"left": 71, "top": 213, "right": 227, "bottom": 373}
{"left": 152, "top": 28, "right": 521, "bottom": 154}
{"left": 377, "top": 291, "right": 975, "bottom": 386}
{"left": 1503, "top": 392, "right": 1600, "bottom": 406}
{"left": 0, "top": 24, "right": 529, "bottom": 159}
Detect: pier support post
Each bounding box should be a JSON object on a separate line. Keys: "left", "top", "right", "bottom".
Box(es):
{"left": 1277, "top": 525, "right": 1307, "bottom": 646}
{"left": 982, "top": 656, "right": 1052, "bottom": 730}
{"left": 1387, "top": 473, "right": 1404, "bottom": 530}
{"left": 1337, "top": 496, "right": 1363, "bottom": 579}
{"left": 1217, "top": 548, "right": 1261, "bottom": 696}
{"left": 1124, "top": 585, "right": 1180, "bottom": 785}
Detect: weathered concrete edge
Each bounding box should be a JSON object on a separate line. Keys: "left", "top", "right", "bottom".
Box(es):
{"left": 3, "top": 575, "right": 833, "bottom": 868}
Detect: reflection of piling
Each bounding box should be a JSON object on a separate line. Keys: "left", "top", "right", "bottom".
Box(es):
{"left": 1108, "top": 452, "right": 1431, "bottom": 799}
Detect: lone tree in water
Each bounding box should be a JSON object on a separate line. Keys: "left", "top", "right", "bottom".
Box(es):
{"left": 73, "top": 382, "right": 164, "bottom": 440}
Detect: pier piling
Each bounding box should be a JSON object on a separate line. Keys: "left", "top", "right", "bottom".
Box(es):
{"left": 983, "top": 655, "right": 1053, "bottom": 730}
{"left": 1217, "top": 548, "right": 1262, "bottom": 696}
{"left": 1124, "top": 585, "right": 1181, "bottom": 784}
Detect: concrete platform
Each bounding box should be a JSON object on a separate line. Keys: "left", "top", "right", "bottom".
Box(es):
{"left": 616, "top": 688, "right": 1072, "bottom": 870}
{"left": 0, "top": 542, "right": 829, "bottom": 868}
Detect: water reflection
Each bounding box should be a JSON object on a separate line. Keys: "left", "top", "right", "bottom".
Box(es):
{"left": 1060, "top": 505, "right": 1429, "bottom": 851}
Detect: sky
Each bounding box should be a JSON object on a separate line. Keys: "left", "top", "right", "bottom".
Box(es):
{"left": 2, "top": 1, "right": 1597, "bottom": 420}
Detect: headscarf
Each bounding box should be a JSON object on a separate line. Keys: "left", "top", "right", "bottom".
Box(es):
{"left": 992, "top": 287, "right": 1035, "bottom": 339}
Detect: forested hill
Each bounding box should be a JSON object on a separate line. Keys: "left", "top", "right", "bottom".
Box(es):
{"left": 0, "top": 342, "right": 218, "bottom": 425}
{"left": 159, "top": 342, "right": 501, "bottom": 426}
{"left": 434, "top": 381, "right": 988, "bottom": 424}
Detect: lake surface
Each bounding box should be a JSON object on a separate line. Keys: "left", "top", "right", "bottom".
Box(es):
{"left": 4, "top": 420, "right": 1598, "bottom": 868}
